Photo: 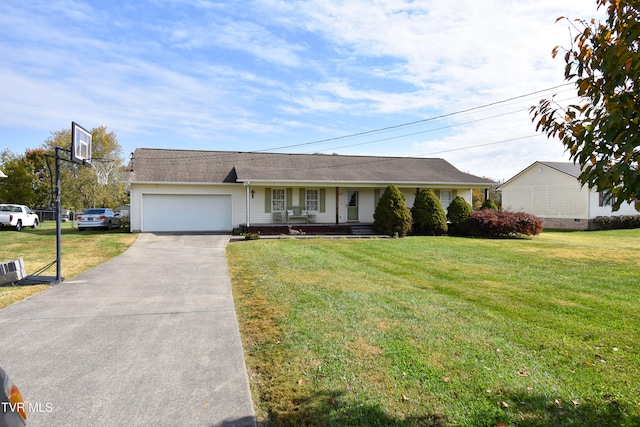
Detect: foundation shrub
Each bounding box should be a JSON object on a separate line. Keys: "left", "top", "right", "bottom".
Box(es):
{"left": 411, "top": 189, "right": 447, "bottom": 236}
{"left": 447, "top": 196, "right": 472, "bottom": 236}
{"left": 481, "top": 198, "right": 499, "bottom": 210}
{"left": 373, "top": 185, "right": 412, "bottom": 237}
{"left": 594, "top": 215, "right": 640, "bottom": 230}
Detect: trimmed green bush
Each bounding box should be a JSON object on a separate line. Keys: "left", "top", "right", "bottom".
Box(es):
{"left": 411, "top": 189, "right": 447, "bottom": 236}
{"left": 447, "top": 196, "right": 472, "bottom": 236}
{"left": 373, "top": 185, "right": 412, "bottom": 237}
{"left": 481, "top": 198, "right": 499, "bottom": 210}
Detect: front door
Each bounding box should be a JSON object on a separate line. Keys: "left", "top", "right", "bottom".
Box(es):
{"left": 347, "top": 191, "right": 359, "bottom": 221}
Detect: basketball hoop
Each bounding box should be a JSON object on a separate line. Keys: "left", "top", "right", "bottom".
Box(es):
{"left": 92, "top": 160, "right": 116, "bottom": 185}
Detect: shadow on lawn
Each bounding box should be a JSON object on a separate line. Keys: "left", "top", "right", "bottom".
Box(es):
{"left": 252, "top": 389, "right": 639, "bottom": 427}
{"left": 256, "top": 390, "right": 447, "bottom": 427}
{"left": 473, "top": 389, "right": 640, "bottom": 427}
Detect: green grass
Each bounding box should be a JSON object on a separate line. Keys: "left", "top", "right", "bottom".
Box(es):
{"left": 0, "top": 221, "right": 136, "bottom": 308}
{"left": 227, "top": 230, "right": 640, "bottom": 426}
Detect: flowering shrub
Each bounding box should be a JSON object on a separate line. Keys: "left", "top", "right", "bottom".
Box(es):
{"left": 467, "top": 209, "right": 543, "bottom": 238}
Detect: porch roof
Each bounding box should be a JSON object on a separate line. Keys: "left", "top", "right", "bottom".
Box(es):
{"left": 123, "top": 148, "right": 495, "bottom": 186}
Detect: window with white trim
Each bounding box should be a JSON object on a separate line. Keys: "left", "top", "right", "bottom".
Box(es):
{"left": 272, "top": 189, "right": 285, "bottom": 212}
{"left": 306, "top": 189, "right": 319, "bottom": 211}
{"left": 440, "top": 190, "right": 452, "bottom": 209}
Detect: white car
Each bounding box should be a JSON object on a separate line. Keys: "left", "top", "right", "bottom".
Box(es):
{"left": 77, "top": 208, "right": 120, "bottom": 231}
{"left": 0, "top": 204, "right": 39, "bottom": 231}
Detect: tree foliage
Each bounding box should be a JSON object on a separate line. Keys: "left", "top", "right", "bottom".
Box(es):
{"left": 373, "top": 185, "right": 412, "bottom": 237}
{"left": 0, "top": 126, "right": 128, "bottom": 211}
{"left": 42, "top": 126, "right": 128, "bottom": 211}
{"left": 531, "top": 0, "right": 640, "bottom": 211}
{"left": 411, "top": 189, "right": 447, "bottom": 236}
{"left": 0, "top": 149, "right": 50, "bottom": 207}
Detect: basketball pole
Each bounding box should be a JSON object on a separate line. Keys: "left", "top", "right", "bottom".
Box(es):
{"left": 55, "top": 147, "right": 63, "bottom": 284}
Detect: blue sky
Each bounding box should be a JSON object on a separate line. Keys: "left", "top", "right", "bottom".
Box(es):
{"left": 1, "top": 0, "right": 601, "bottom": 181}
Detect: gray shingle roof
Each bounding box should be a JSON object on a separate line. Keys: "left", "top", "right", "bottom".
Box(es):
{"left": 123, "top": 148, "right": 494, "bottom": 186}
{"left": 538, "top": 161, "right": 582, "bottom": 178}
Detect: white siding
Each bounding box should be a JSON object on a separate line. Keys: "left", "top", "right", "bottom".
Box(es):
{"left": 501, "top": 164, "right": 589, "bottom": 219}
{"left": 588, "top": 190, "right": 640, "bottom": 218}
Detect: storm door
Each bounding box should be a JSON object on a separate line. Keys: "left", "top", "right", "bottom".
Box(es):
{"left": 347, "top": 191, "right": 359, "bottom": 221}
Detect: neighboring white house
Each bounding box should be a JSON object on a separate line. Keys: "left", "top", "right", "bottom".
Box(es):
{"left": 121, "top": 148, "right": 495, "bottom": 233}
{"left": 0, "top": 169, "right": 6, "bottom": 178}
{"left": 498, "top": 161, "right": 639, "bottom": 230}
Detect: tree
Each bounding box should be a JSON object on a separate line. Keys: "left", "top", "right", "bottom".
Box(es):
{"left": 531, "top": 0, "right": 640, "bottom": 211}
{"left": 42, "top": 126, "right": 128, "bottom": 210}
{"left": 411, "top": 189, "right": 447, "bottom": 236}
{"left": 0, "top": 149, "right": 50, "bottom": 207}
{"left": 373, "top": 185, "right": 412, "bottom": 237}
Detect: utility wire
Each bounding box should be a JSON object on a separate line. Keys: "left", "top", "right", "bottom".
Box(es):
{"left": 132, "top": 83, "right": 575, "bottom": 163}
{"left": 255, "top": 83, "right": 575, "bottom": 153}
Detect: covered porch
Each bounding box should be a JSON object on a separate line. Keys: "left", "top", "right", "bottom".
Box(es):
{"left": 239, "top": 222, "right": 376, "bottom": 236}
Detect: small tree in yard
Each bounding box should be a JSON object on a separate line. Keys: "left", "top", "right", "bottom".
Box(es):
{"left": 411, "top": 189, "right": 447, "bottom": 236}
{"left": 447, "top": 196, "right": 473, "bottom": 236}
{"left": 374, "top": 185, "right": 412, "bottom": 237}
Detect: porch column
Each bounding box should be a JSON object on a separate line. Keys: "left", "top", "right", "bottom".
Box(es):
{"left": 335, "top": 186, "right": 339, "bottom": 224}
{"left": 245, "top": 182, "right": 251, "bottom": 227}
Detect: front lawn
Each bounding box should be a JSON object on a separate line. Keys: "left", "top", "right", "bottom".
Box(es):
{"left": 0, "top": 221, "right": 136, "bottom": 308}
{"left": 227, "top": 230, "right": 640, "bottom": 426}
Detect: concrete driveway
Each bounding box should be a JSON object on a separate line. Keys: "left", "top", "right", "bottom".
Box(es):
{"left": 0, "top": 233, "right": 255, "bottom": 427}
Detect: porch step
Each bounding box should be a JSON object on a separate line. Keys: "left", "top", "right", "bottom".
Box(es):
{"left": 350, "top": 224, "right": 376, "bottom": 235}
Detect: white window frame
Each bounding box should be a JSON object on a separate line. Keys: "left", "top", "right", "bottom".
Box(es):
{"left": 306, "top": 189, "right": 319, "bottom": 212}
{"left": 272, "top": 189, "right": 285, "bottom": 212}
{"left": 440, "top": 190, "right": 452, "bottom": 209}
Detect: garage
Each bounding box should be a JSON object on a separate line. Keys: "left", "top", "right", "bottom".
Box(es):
{"left": 142, "top": 194, "right": 232, "bottom": 232}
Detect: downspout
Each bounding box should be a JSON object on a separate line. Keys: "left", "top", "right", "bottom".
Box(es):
{"left": 587, "top": 187, "right": 592, "bottom": 230}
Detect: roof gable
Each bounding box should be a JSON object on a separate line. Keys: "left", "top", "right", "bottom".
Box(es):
{"left": 498, "top": 161, "right": 582, "bottom": 190}
{"left": 123, "top": 148, "right": 494, "bottom": 186}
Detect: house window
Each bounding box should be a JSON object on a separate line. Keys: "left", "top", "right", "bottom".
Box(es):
{"left": 306, "top": 189, "right": 319, "bottom": 211}
{"left": 440, "top": 190, "right": 452, "bottom": 208}
{"left": 272, "top": 189, "right": 285, "bottom": 212}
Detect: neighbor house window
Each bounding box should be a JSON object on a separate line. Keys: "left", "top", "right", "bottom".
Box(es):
{"left": 599, "top": 191, "right": 615, "bottom": 207}
{"left": 306, "top": 189, "right": 319, "bottom": 211}
{"left": 272, "top": 189, "right": 285, "bottom": 212}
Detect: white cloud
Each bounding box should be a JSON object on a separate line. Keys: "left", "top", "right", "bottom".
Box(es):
{"left": 1, "top": 0, "right": 607, "bottom": 180}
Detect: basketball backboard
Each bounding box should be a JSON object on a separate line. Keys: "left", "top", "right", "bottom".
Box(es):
{"left": 71, "top": 122, "right": 92, "bottom": 166}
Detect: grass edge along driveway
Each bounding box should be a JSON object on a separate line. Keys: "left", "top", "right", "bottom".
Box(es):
{"left": 227, "top": 230, "right": 640, "bottom": 427}
{"left": 0, "top": 221, "right": 137, "bottom": 308}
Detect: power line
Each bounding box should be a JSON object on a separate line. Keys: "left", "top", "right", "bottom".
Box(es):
{"left": 255, "top": 83, "right": 575, "bottom": 153}
{"left": 132, "top": 83, "right": 576, "bottom": 163}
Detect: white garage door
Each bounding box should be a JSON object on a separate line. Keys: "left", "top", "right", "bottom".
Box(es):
{"left": 142, "top": 194, "right": 232, "bottom": 232}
